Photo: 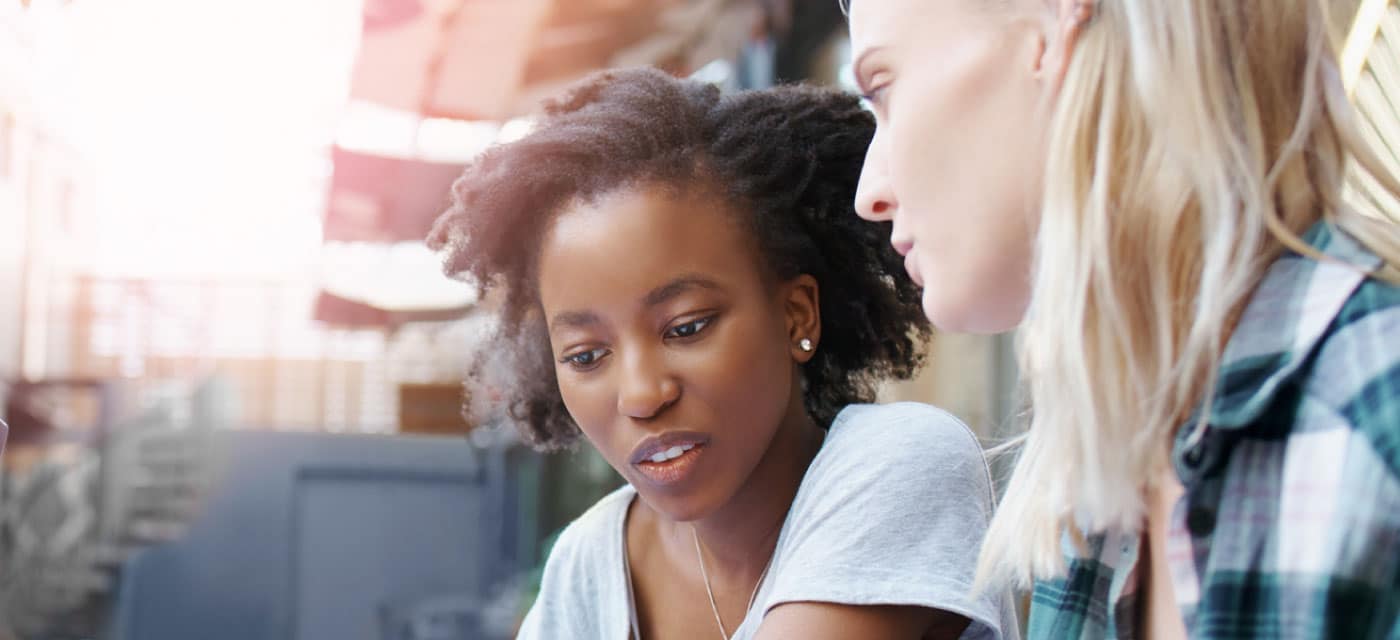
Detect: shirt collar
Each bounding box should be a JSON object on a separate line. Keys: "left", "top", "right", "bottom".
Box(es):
{"left": 1203, "top": 221, "right": 1382, "bottom": 429}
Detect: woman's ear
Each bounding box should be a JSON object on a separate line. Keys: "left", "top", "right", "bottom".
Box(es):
{"left": 783, "top": 274, "right": 821, "bottom": 364}
{"left": 1036, "top": 0, "right": 1097, "bottom": 96}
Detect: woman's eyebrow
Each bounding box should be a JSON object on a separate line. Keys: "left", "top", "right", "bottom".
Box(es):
{"left": 644, "top": 275, "right": 723, "bottom": 308}
{"left": 547, "top": 275, "right": 720, "bottom": 332}
{"left": 549, "top": 309, "right": 601, "bottom": 332}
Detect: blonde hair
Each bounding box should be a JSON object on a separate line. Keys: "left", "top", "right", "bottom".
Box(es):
{"left": 978, "top": 0, "right": 1400, "bottom": 590}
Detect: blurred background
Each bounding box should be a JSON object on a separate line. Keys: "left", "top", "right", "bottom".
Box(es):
{"left": 0, "top": 0, "right": 1394, "bottom": 638}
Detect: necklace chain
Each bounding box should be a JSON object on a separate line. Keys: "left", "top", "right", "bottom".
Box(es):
{"left": 691, "top": 526, "right": 772, "bottom": 640}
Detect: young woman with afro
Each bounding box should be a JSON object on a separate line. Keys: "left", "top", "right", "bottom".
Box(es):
{"left": 428, "top": 67, "right": 1017, "bottom": 640}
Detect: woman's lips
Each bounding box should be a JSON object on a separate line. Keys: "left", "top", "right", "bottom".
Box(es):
{"left": 629, "top": 431, "right": 710, "bottom": 487}
{"left": 634, "top": 442, "right": 706, "bottom": 487}
{"left": 904, "top": 252, "right": 925, "bottom": 287}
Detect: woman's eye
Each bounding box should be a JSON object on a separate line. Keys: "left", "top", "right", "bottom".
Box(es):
{"left": 562, "top": 349, "right": 607, "bottom": 370}
{"left": 665, "top": 316, "right": 713, "bottom": 340}
{"left": 860, "top": 84, "right": 890, "bottom": 109}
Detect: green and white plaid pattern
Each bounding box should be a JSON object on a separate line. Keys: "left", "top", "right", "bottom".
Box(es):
{"left": 1028, "top": 222, "right": 1400, "bottom": 639}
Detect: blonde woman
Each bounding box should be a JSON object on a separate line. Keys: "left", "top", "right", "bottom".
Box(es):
{"left": 847, "top": 0, "right": 1400, "bottom": 637}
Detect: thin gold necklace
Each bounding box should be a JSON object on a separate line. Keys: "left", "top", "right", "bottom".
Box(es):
{"left": 691, "top": 526, "right": 772, "bottom": 640}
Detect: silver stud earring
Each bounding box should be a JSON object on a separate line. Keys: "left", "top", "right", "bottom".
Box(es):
{"left": 799, "top": 338, "right": 814, "bottom": 352}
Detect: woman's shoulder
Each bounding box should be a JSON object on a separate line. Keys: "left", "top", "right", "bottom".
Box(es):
{"left": 823, "top": 402, "right": 988, "bottom": 469}
{"left": 544, "top": 484, "right": 634, "bottom": 567}
{"left": 763, "top": 402, "right": 1014, "bottom": 640}
{"left": 1303, "top": 273, "right": 1400, "bottom": 471}
{"left": 519, "top": 485, "right": 633, "bottom": 638}
{"left": 1207, "top": 223, "right": 1398, "bottom": 458}
{"left": 796, "top": 402, "right": 995, "bottom": 510}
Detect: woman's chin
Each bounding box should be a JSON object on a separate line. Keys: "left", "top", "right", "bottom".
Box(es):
{"left": 922, "top": 285, "right": 1025, "bottom": 335}
{"left": 635, "top": 489, "right": 716, "bottom": 524}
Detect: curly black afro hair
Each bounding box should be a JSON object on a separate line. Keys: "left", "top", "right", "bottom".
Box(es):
{"left": 427, "top": 67, "right": 931, "bottom": 451}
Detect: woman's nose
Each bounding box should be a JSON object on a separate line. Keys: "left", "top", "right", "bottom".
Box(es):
{"left": 855, "top": 134, "right": 898, "bottom": 222}
{"left": 615, "top": 348, "right": 679, "bottom": 420}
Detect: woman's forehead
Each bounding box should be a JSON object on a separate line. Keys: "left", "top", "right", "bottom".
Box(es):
{"left": 536, "top": 184, "right": 768, "bottom": 313}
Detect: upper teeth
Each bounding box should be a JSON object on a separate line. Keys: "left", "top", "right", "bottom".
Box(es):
{"left": 649, "top": 444, "right": 695, "bottom": 463}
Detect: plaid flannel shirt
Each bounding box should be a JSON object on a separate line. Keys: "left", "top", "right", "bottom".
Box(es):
{"left": 1028, "top": 221, "right": 1400, "bottom": 639}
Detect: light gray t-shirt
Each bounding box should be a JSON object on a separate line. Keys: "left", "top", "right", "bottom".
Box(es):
{"left": 517, "top": 402, "right": 1020, "bottom": 640}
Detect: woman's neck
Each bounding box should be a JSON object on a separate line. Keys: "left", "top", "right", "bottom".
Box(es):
{"left": 672, "top": 406, "right": 825, "bottom": 583}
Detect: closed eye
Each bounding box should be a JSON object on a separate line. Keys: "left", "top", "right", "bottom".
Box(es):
{"left": 860, "top": 84, "right": 890, "bottom": 110}
{"left": 664, "top": 315, "right": 715, "bottom": 340}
